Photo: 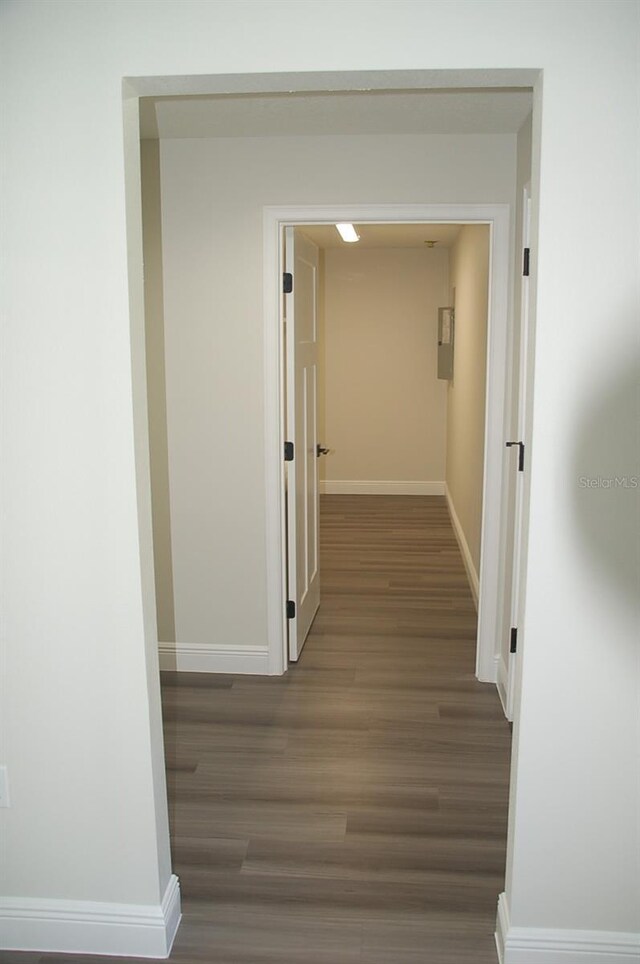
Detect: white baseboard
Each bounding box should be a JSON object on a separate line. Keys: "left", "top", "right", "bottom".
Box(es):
{"left": 0, "top": 874, "right": 181, "bottom": 958}
{"left": 444, "top": 484, "right": 479, "bottom": 608}
{"left": 161, "top": 874, "right": 181, "bottom": 955}
{"left": 159, "top": 642, "right": 270, "bottom": 674}
{"left": 496, "top": 892, "right": 509, "bottom": 964}
{"left": 496, "top": 893, "right": 640, "bottom": 964}
{"left": 497, "top": 654, "right": 509, "bottom": 717}
{"left": 320, "top": 480, "right": 445, "bottom": 496}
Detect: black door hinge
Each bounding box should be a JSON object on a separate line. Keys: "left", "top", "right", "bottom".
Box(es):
{"left": 286, "top": 600, "right": 296, "bottom": 619}
{"left": 506, "top": 440, "right": 525, "bottom": 472}
{"left": 284, "top": 441, "right": 294, "bottom": 461}
{"left": 510, "top": 627, "right": 518, "bottom": 654}
{"left": 523, "top": 247, "right": 530, "bottom": 277}
{"left": 283, "top": 272, "right": 293, "bottom": 294}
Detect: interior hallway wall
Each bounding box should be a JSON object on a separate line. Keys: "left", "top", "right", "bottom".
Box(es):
{"left": 141, "top": 140, "right": 176, "bottom": 644}
{"left": 158, "top": 133, "right": 516, "bottom": 649}
{"left": 319, "top": 246, "right": 449, "bottom": 492}
{"left": 445, "top": 225, "right": 490, "bottom": 583}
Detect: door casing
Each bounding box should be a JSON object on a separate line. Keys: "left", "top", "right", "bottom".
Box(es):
{"left": 263, "top": 203, "right": 511, "bottom": 682}
{"left": 504, "top": 185, "right": 532, "bottom": 720}
{"left": 284, "top": 227, "right": 322, "bottom": 661}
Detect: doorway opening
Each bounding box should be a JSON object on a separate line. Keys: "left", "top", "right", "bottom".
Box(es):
{"left": 266, "top": 205, "right": 510, "bottom": 690}
{"left": 127, "top": 74, "right": 537, "bottom": 956}
{"left": 282, "top": 221, "right": 491, "bottom": 670}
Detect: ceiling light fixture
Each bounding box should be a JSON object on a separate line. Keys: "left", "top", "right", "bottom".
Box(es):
{"left": 336, "top": 223, "right": 360, "bottom": 243}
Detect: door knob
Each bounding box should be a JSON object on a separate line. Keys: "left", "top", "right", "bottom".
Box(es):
{"left": 316, "top": 444, "right": 330, "bottom": 457}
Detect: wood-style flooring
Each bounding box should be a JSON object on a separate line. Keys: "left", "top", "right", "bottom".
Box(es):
{"left": 2, "top": 495, "right": 511, "bottom": 964}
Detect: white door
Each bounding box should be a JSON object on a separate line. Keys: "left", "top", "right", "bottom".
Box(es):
{"left": 503, "top": 187, "right": 532, "bottom": 719}
{"left": 284, "top": 227, "right": 321, "bottom": 661}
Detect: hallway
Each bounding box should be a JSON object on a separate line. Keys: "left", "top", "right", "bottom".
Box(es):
{"left": 160, "top": 494, "right": 512, "bottom": 963}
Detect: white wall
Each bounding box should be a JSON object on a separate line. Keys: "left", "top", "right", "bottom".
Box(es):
{"left": 319, "top": 246, "right": 449, "bottom": 490}
{"left": 1, "top": 1, "right": 638, "bottom": 959}
{"left": 158, "top": 134, "right": 514, "bottom": 648}
{"left": 445, "top": 225, "right": 490, "bottom": 579}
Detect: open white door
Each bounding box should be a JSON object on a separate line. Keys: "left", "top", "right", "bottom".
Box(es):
{"left": 284, "top": 227, "right": 321, "bottom": 661}
{"left": 504, "top": 187, "right": 532, "bottom": 719}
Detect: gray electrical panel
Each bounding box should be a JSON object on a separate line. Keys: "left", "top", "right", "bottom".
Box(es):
{"left": 437, "top": 306, "right": 455, "bottom": 380}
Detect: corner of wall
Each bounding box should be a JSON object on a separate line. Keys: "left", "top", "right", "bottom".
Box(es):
{"left": 444, "top": 482, "right": 479, "bottom": 607}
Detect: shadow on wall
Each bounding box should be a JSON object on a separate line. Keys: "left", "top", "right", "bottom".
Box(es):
{"left": 571, "top": 350, "right": 640, "bottom": 604}
{"left": 141, "top": 139, "right": 177, "bottom": 644}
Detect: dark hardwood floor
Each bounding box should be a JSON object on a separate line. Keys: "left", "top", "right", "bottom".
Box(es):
{"left": 3, "top": 495, "right": 511, "bottom": 964}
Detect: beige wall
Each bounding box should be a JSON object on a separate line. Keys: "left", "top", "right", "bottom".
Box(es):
{"left": 141, "top": 141, "right": 176, "bottom": 643}
{"left": 319, "top": 246, "right": 448, "bottom": 486}
{"left": 445, "top": 225, "right": 490, "bottom": 576}
{"left": 158, "top": 133, "right": 516, "bottom": 648}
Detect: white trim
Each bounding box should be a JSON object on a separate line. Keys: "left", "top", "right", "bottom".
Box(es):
{"left": 159, "top": 643, "right": 270, "bottom": 674}
{"left": 320, "top": 480, "right": 445, "bottom": 496}
{"left": 160, "top": 875, "right": 181, "bottom": 956}
{"left": 0, "top": 875, "right": 181, "bottom": 959}
{"left": 475, "top": 208, "right": 511, "bottom": 682}
{"left": 263, "top": 207, "right": 288, "bottom": 676}
{"left": 264, "top": 203, "right": 510, "bottom": 684}
{"left": 496, "top": 894, "right": 640, "bottom": 964}
{"left": 496, "top": 891, "right": 510, "bottom": 964}
{"left": 497, "top": 654, "right": 510, "bottom": 716}
{"left": 445, "top": 483, "right": 479, "bottom": 609}
{"left": 505, "top": 184, "right": 532, "bottom": 721}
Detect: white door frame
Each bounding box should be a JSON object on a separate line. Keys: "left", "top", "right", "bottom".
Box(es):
{"left": 284, "top": 227, "right": 322, "bottom": 661}
{"left": 263, "top": 203, "right": 511, "bottom": 680}
{"left": 505, "top": 185, "right": 532, "bottom": 719}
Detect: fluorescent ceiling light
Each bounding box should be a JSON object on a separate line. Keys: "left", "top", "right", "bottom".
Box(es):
{"left": 336, "top": 223, "right": 360, "bottom": 243}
